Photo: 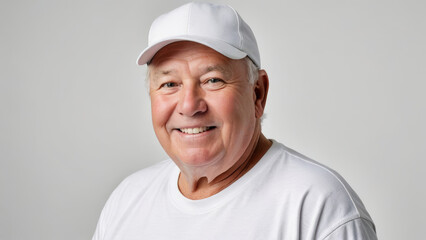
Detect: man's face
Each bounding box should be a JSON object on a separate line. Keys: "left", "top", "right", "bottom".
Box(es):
{"left": 149, "top": 41, "right": 258, "bottom": 174}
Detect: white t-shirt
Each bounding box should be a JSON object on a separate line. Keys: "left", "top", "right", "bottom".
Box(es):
{"left": 93, "top": 140, "right": 377, "bottom": 240}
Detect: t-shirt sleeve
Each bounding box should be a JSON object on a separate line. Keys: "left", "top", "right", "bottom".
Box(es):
{"left": 92, "top": 178, "right": 131, "bottom": 240}
{"left": 323, "top": 217, "right": 377, "bottom": 240}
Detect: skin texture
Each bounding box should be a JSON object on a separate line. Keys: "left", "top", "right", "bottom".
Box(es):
{"left": 149, "top": 41, "right": 271, "bottom": 200}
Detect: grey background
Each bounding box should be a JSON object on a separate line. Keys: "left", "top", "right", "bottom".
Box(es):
{"left": 1, "top": 0, "right": 425, "bottom": 239}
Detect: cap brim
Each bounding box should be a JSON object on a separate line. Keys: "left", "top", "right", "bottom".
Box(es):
{"left": 136, "top": 36, "right": 247, "bottom": 65}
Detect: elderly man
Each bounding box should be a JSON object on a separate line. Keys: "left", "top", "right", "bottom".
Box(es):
{"left": 93, "top": 2, "right": 377, "bottom": 239}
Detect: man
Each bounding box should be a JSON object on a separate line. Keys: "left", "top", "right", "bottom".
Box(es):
{"left": 93, "top": 2, "right": 377, "bottom": 239}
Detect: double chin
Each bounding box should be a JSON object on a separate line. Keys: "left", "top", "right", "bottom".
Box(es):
{"left": 173, "top": 151, "right": 231, "bottom": 191}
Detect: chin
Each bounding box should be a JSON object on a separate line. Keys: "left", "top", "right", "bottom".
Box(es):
{"left": 175, "top": 149, "right": 226, "bottom": 168}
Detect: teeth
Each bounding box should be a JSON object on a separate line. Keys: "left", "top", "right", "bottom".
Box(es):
{"left": 180, "top": 127, "right": 210, "bottom": 134}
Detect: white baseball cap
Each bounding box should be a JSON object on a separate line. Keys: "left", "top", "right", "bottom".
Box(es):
{"left": 136, "top": 2, "right": 261, "bottom": 68}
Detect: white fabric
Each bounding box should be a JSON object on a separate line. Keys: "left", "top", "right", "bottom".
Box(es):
{"left": 136, "top": 2, "right": 261, "bottom": 67}
{"left": 93, "top": 140, "right": 377, "bottom": 240}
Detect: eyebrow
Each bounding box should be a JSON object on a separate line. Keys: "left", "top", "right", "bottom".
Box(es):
{"left": 152, "top": 69, "right": 174, "bottom": 77}
{"left": 202, "top": 64, "right": 232, "bottom": 79}
{"left": 150, "top": 63, "right": 232, "bottom": 81}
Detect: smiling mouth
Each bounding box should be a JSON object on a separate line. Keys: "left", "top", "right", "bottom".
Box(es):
{"left": 178, "top": 126, "right": 215, "bottom": 134}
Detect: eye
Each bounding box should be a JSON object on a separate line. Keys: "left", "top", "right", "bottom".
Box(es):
{"left": 161, "top": 82, "right": 178, "bottom": 88}
{"left": 203, "top": 78, "right": 225, "bottom": 90}
{"left": 207, "top": 78, "right": 223, "bottom": 84}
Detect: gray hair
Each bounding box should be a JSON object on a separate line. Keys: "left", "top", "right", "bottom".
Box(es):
{"left": 245, "top": 57, "right": 259, "bottom": 85}
{"left": 146, "top": 56, "right": 259, "bottom": 87}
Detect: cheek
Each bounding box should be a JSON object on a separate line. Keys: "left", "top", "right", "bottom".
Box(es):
{"left": 210, "top": 88, "right": 256, "bottom": 132}
{"left": 151, "top": 95, "right": 175, "bottom": 128}
{"left": 218, "top": 88, "right": 254, "bottom": 118}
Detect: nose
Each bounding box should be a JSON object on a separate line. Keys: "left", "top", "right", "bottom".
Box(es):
{"left": 177, "top": 83, "right": 207, "bottom": 117}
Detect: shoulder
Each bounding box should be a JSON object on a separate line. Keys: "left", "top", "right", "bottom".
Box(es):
{"left": 264, "top": 141, "right": 375, "bottom": 237}
{"left": 268, "top": 141, "right": 360, "bottom": 194}
{"left": 122, "top": 159, "right": 175, "bottom": 186}
{"left": 100, "top": 160, "right": 176, "bottom": 215}
{"left": 114, "top": 159, "right": 176, "bottom": 195}
{"left": 267, "top": 141, "right": 355, "bottom": 192}
{"left": 92, "top": 159, "right": 176, "bottom": 239}
{"left": 100, "top": 159, "right": 176, "bottom": 208}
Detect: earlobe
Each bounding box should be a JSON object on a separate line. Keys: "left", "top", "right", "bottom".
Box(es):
{"left": 253, "top": 70, "right": 269, "bottom": 118}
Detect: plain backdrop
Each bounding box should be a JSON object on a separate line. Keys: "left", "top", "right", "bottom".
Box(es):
{"left": 1, "top": 0, "right": 425, "bottom": 239}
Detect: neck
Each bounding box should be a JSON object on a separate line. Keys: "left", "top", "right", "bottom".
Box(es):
{"left": 178, "top": 132, "right": 272, "bottom": 200}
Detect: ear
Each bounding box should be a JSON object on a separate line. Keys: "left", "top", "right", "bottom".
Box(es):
{"left": 253, "top": 70, "right": 269, "bottom": 119}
